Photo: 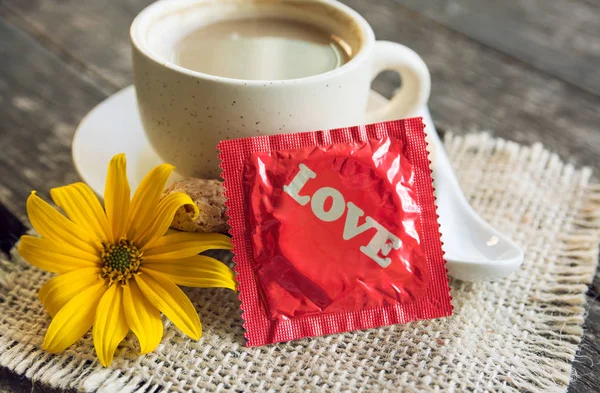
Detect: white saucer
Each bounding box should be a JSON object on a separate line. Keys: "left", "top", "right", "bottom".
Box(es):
{"left": 73, "top": 86, "right": 183, "bottom": 195}
{"left": 73, "top": 86, "right": 523, "bottom": 281}
{"left": 73, "top": 85, "right": 434, "bottom": 195}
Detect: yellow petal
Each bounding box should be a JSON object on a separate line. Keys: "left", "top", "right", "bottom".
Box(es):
{"left": 18, "top": 236, "right": 100, "bottom": 274}
{"left": 143, "top": 256, "right": 237, "bottom": 290}
{"left": 43, "top": 280, "right": 107, "bottom": 353}
{"left": 135, "top": 269, "right": 202, "bottom": 340}
{"left": 127, "top": 164, "right": 175, "bottom": 244}
{"left": 136, "top": 192, "right": 199, "bottom": 249}
{"left": 123, "top": 281, "right": 163, "bottom": 354}
{"left": 26, "top": 192, "right": 99, "bottom": 254}
{"left": 93, "top": 284, "right": 129, "bottom": 367}
{"left": 142, "top": 232, "right": 232, "bottom": 260}
{"left": 38, "top": 267, "right": 102, "bottom": 317}
{"left": 104, "top": 153, "right": 130, "bottom": 242}
{"left": 51, "top": 182, "right": 111, "bottom": 244}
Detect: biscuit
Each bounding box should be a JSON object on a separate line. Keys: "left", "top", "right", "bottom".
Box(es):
{"left": 165, "top": 178, "right": 229, "bottom": 234}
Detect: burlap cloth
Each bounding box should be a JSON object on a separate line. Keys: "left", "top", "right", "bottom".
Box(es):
{"left": 1, "top": 133, "right": 599, "bottom": 393}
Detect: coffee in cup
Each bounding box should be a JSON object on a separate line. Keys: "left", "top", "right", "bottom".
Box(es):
{"left": 172, "top": 17, "right": 352, "bottom": 80}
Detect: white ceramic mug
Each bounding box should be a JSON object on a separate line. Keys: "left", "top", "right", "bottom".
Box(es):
{"left": 131, "top": 0, "right": 431, "bottom": 178}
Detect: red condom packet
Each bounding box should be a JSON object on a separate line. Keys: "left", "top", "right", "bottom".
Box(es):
{"left": 218, "top": 118, "right": 452, "bottom": 346}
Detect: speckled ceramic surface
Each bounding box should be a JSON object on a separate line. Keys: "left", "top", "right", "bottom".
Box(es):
{"left": 130, "top": 0, "right": 431, "bottom": 178}
{"left": 72, "top": 86, "right": 434, "bottom": 197}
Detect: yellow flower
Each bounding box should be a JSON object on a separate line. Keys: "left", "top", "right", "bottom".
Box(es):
{"left": 18, "top": 153, "right": 236, "bottom": 367}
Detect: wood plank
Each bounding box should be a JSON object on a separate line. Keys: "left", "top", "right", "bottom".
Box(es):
{"left": 0, "top": 17, "right": 107, "bottom": 220}
{"left": 0, "top": 203, "right": 26, "bottom": 254}
{"left": 340, "top": 0, "right": 600, "bottom": 170}
{"left": 3, "top": 0, "right": 600, "bottom": 169}
{"left": 569, "top": 298, "right": 600, "bottom": 392}
{"left": 0, "top": 367, "right": 61, "bottom": 393}
{"left": 0, "top": 161, "right": 35, "bottom": 224}
{"left": 0, "top": 0, "right": 153, "bottom": 91}
{"left": 392, "top": 0, "right": 600, "bottom": 97}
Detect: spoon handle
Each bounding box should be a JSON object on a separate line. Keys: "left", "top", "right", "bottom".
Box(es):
{"left": 421, "top": 109, "right": 524, "bottom": 281}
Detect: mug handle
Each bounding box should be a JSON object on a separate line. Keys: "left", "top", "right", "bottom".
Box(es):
{"left": 365, "top": 41, "right": 431, "bottom": 123}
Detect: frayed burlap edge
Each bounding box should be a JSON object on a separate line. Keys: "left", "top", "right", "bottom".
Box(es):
{"left": 0, "top": 132, "right": 598, "bottom": 393}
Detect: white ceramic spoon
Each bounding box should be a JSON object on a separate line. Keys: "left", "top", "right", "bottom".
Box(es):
{"left": 369, "top": 90, "right": 524, "bottom": 281}
{"left": 422, "top": 110, "right": 524, "bottom": 281}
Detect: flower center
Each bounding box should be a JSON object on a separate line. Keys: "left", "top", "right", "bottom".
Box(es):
{"left": 101, "top": 238, "right": 142, "bottom": 285}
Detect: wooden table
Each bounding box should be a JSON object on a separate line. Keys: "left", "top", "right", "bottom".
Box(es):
{"left": 0, "top": 0, "right": 598, "bottom": 392}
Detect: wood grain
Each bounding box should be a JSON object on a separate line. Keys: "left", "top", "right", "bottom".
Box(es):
{"left": 0, "top": 16, "right": 106, "bottom": 221}
{"left": 343, "top": 0, "right": 600, "bottom": 169}
{"left": 0, "top": 367, "right": 56, "bottom": 393}
{"left": 4, "top": 0, "right": 600, "bottom": 169}
{"left": 0, "top": 0, "right": 598, "bottom": 391}
{"left": 0, "top": 0, "right": 152, "bottom": 92}
{"left": 570, "top": 297, "right": 600, "bottom": 392}
{"left": 392, "top": 0, "right": 600, "bottom": 97}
